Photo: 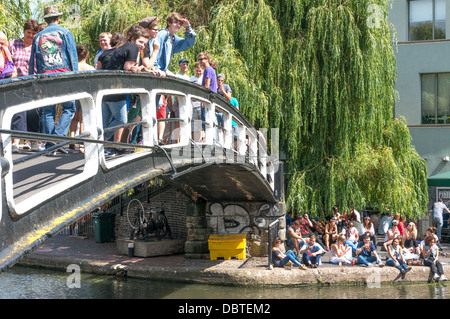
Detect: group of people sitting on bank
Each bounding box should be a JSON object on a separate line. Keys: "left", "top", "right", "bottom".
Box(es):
{"left": 273, "top": 208, "right": 448, "bottom": 281}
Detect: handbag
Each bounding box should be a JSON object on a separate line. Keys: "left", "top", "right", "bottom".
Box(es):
{"left": 0, "top": 50, "right": 14, "bottom": 79}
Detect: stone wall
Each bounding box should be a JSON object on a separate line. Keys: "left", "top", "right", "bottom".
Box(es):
{"left": 206, "top": 201, "right": 285, "bottom": 257}
{"left": 114, "top": 186, "right": 286, "bottom": 259}
{"left": 114, "top": 187, "right": 189, "bottom": 240}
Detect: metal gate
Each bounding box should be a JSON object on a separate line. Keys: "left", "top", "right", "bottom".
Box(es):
{"left": 267, "top": 219, "right": 280, "bottom": 267}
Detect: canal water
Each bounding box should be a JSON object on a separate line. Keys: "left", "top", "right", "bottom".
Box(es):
{"left": 0, "top": 265, "right": 449, "bottom": 299}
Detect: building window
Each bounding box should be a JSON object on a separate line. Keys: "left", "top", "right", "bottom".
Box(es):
{"left": 422, "top": 73, "right": 450, "bottom": 124}
{"left": 409, "top": 0, "right": 446, "bottom": 41}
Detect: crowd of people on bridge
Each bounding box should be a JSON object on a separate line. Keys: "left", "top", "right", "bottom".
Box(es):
{"left": 274, "top": 204, "right": 449, "bottom": 281}
{"left": 0, "top": 5, "right": 240, "bottom": 156}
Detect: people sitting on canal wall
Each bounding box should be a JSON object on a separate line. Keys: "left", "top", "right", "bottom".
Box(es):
{"left": 324, "top": 219, "right": 338, "bottom": 251}
{"left": 378, "top": 212, "right": 393, "bottom": 236}
{"left": 285, "top": 209, "right": 293, "bottom": 232}
{"left": 398, "top": 215, "right": 406, "bottom": 236}
{"left": 344, "top": 221, "right": 359, "bottom": 252}
{"left": 286, "top": 220, "right": 309, "bottom": 256}
{"left": 403, "top": 221, "right": 420, "bottom": 256}
{"left": 300, "top": 234, "right": 324, "bottom": 268}
{"left": 370, "top": 211, "right": 380, "bottom": 234}
{"left": 383, "top": 219, "right": 401, "bottom": 251}
{"left": 422, "top": 234, "right": 448, "bottom": 281}
{"left": 330, "top": 234, "right": 354, "bottom": 266}
{"left": 360, "top": 216, "right": 377, "bottom": 247}
{"left": 310, "top": 219, "right": 327, "bottom": 250}
{"left": 271, "top": 237, "right": 307, "bottom": 269}
{"left": 356, "top": 234, "right": 383, "bottom": 267}
{"left": 385, "top": 236, "right": 412, "bottom": 275}
{"left": 295, "top": 214, "right": 314, "bottom": 239}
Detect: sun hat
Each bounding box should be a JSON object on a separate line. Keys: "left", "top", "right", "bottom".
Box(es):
{"left": 43, "top": 5, "right": 63, "bottom": 18}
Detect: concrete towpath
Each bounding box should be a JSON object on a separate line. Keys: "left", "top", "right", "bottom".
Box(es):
{"left": 15, "top": 235, "right": 450, "bottom": 286}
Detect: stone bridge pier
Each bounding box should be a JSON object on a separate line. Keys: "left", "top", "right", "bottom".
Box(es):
{"left": 115, "top": 183, "right": 286, "bottom": 259}
{"left": 184, "top": 198, "right": 285, "bottom": 259}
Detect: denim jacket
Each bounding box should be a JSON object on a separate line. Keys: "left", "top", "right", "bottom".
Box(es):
{"left": 153, "top": 27, "right": 196, "bottom": 72}
{"left": 29, "top": 23, "right": 78, "bottom": 74}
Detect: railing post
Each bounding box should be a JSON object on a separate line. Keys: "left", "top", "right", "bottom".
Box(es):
{"left": 178, "top": 95, "right": 190, "bottom": 146}
{"left": 205, "top": 103, "right": 215, "bottom": 145}
{"left": 222, "top": 110, "right": 232, "bottom": 150}
{"left": 258, "top": 128, "right": 268, "bottom": 181}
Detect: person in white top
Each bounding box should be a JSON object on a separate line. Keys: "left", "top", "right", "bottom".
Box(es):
{"left": 190, "top": 61, "right": 203, "bottom": 84}
{"left": 344, "top": 221, "right": 359, "bottom": 252}
{"left": 350, "top": 206, "right": 360, "bottom": 222}
{"left": 360, "top": 216, "right": 377, "bottom": 247}
{"left": 190, "top": 62, "right": 204, "bottom": 141}
{"left": 432, "top": 198, "right": 450, "bottom": 242}
{"left": 330, "top": 234, "right": 354, "bottom": 265}
{"left": 383, "top": 219, "right": 401, "bottom": 251}
{"left": 378, "top": 213, "right": 393, "bottom": 236}
{"left": 175, "top": 58, "right": 190, "bottom": 80}
{"left": 386, "top": 237, "right": 411, "bottom": 275}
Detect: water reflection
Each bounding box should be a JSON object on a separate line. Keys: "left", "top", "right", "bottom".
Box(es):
{"left": 0, "top": 266, "right": 449, "bottom": 299}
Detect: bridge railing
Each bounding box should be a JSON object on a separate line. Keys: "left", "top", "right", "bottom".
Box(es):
{"left": 0, "top": 71, "right": 277, "bottom": 218}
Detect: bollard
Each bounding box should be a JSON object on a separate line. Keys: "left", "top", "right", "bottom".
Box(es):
{"left": 128, "top": 242, "right": 134, "bottom": 258}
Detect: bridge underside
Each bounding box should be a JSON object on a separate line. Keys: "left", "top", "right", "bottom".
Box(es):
{"left": 166, "top": 162, "right": 275, "bottom": 202}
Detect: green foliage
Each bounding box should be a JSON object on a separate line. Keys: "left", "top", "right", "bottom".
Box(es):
{"left": 0, "top": 0, "right": 33, "bottom": 40}
{"left": 280, "top": 0, "right": 428, "bottom": 218}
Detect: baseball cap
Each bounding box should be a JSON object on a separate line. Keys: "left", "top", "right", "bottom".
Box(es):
{"left": 179, "top": 59, "right": 189, "bottom": 64}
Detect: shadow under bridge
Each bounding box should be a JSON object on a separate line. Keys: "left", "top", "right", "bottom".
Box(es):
{"left": 0, "top": 71, "right": 281, "bottom": 271}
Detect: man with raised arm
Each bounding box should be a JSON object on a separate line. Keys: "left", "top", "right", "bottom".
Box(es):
{"left": 153, "top": 12, "right": 196, "bottom": 76}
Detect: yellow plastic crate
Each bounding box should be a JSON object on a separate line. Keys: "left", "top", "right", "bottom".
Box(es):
{"left": 208, "top": 233, "right": 246, "bottom": 260}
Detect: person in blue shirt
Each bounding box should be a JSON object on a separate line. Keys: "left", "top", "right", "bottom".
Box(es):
{"left": 230, "top": 96, "right": 240, "bottom": 150}
{"left": 153, "top": 12, "right": 196, "bottom": 76}
{"left": 28, "top": 5, "right": 78, "bottom": 152}
{"left": 356, "top": 234, "right": 383, "bottom": 267}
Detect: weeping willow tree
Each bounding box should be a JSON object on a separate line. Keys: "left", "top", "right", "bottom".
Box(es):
{"left": 4, "top": 0, "right": 428, "bottom": 219}
{"left": 0, "top": 0, "right": 33, "bottom": 40}
{"left": 198, "top": 0, "right": 428, "bottom": 219}
{"left": 270, "top": 0, "right": 428, "bottom": 219}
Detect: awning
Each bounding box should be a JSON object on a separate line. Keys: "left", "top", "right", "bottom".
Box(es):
{"left": 427, "top": 171, "right": 450, "bottom": 187}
